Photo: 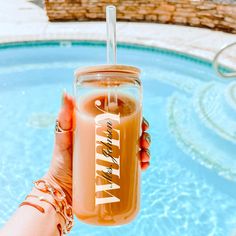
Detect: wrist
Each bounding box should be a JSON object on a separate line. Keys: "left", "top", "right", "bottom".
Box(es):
{"left": 33, "top": 178, "right": 74, "bottom": 234}
{"left": 29, "top": 187, "right": 64, "bottom": 221}
{"left": 19, "top": 178, "right": 74, "bottom": 235}
{"left": 19, "top": 187, "right": 65, "bottom": 235}
{"left": 43, "top": 173, "right": 72, "bottom": 205}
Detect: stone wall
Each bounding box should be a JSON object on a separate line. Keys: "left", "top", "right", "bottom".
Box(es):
{"left": 44, "top": 0, "right": 236, "bottom": 33}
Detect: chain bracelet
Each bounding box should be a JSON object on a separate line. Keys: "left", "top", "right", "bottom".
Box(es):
{"left": 34, "top": 179, "right": 74, "bottom": 234}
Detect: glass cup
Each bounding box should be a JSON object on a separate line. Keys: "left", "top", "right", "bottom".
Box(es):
{"left": 73, "top": 65, "right": 142, "bottom": 226}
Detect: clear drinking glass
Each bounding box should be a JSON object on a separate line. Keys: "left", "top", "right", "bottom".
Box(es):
{"left": 73, "top": 64, "right": 142, "bottom": 226}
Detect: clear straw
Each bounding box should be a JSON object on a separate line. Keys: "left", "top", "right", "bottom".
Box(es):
{"left": 106, "top": 5, "right": 118, "bottom": 110}
{"left": 106, "top": 5, "right": 117, "bottom": 64}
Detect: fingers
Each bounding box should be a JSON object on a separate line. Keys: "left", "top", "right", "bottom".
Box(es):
{"left": 57, "top": 92, "right": 75, "bottom": 130}
{"left": 140, "top": 149, "right": 150, "bottom": 162}
{"left": 49, "top": 92, "right": 74, "bottom": 199}
{"left": 139, "top": 149, "right": 150, "bottom": 171}
{"left": 55, "top": 92, "right": 75, "bottom": 151}
{"left": 142, "top": 117, "right": 149, "bottom": 132}
{"left": 140, "top": 117, "right": 151, "bottom": 171}
{"left": 140, "top": 148, "right": 151, "bottom": 171}
{"left": 141, "top": 162, "right": 150, "bottom": 171}
{"left": 140, "top": 132, "right": 151, "bottom": 149}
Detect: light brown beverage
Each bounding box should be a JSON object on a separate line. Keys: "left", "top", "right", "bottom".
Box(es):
{"left": 73, "top": 92, "right": 142, "bottom": 226}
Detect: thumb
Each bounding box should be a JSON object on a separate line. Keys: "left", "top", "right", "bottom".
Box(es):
{"left": 55, "top": 92, "right": 75, "bottom": 151}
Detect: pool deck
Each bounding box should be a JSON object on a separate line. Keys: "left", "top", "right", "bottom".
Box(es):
{"left": 1, "top": 0, "right": 236, "bottom": 69}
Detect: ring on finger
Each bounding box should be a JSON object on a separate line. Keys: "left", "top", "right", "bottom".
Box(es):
{"left": 55, "top": 120, "right": 73, "bottom": 134}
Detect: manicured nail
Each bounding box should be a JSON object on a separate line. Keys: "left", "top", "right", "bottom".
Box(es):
{"left": 145, "top": 149, "right": 150, "bottom": 157}
{"left": 145, "top": 133, "right": 151, "bottom": 144}
{"left": 141, "top": 162, "right": 150, "bottom": 171}
{"left": 143, "top": 117, "right": 149, "bottom": 127}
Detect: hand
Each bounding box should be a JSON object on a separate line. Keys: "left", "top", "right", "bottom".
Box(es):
{"left": 45, "top": 92, "right": 151, "bottom": 202}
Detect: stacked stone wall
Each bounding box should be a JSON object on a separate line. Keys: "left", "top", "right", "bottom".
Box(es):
{"left": 45, "top": 0, "right": 236, "bottom": 33}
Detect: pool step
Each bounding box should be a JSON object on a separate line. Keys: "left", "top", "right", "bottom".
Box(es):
{"left": 193, "top": 82, "right": 236, "bottom": 144}
{"left": 168, "top": 93, "right": 236, "bottom": 182}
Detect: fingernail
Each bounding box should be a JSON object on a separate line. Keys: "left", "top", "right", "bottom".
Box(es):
{"left": 141, "top": 162, "right": 150, "bottom": 171}
{"left": 143, "top": 117, "right": 149, "bottom": 127}
{"left": 145, "top": 149, "right": 150, "bottom": 157}
{"left": 145, "top": 133, "right": 151, "bottom": 143}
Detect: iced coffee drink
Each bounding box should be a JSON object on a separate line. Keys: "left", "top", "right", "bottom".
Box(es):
{"left": 73, "top": 65, "right": 142, "bottom": 225}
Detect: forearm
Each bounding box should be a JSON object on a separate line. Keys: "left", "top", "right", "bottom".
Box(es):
{"left": 0, "top": 187, "right": 62, "bottom": 236}
{"left": 0, "top": 176, "right": 73, "bottom": 236}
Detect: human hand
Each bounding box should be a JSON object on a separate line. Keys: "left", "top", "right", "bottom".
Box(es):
{"left": 45, "top": 92, "right": 151, "bottom": 202}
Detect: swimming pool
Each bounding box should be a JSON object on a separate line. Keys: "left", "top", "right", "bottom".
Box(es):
{"left": 0, "top": 41, "right": 235, "bottom": 236}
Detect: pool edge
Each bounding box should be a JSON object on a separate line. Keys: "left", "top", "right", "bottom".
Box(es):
{"left": 0, "top": 38, "right": 233, "bottom": 73}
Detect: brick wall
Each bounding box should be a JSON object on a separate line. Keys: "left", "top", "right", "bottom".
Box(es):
{"left": 45, "top": 0, "right": 236, "bottom": 33}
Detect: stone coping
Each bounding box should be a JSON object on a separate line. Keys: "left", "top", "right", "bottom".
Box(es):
{"left": 0, "top": 0, "right": 236, "bottom": 71}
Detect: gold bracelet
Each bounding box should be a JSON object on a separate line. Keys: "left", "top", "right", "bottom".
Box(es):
{"left": 33, "top": 179, "right": 74, "bottom": 234}
{"left": 19, "top": 201, "right": 45, "bottom": 213}
{"left": 25, "top": 194, "right": 67, "bottom": 223}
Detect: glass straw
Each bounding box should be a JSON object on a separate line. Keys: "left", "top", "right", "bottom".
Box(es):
{"left": 106, "top": 5, "right": 117, "bottom": 64}
{"left": 106, "top": 5, "right": 118, "bottom": 110}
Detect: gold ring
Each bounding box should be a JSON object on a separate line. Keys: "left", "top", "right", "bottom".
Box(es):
{"left": 55, "top": 120, "right": 73, "bottom": 133}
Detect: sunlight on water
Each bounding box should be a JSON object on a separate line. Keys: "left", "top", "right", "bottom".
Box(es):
{"left": 0, "top": 42, "right": 235, "bottom": 236}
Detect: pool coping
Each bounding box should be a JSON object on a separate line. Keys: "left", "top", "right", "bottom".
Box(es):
{"left": 0, "top": 1, "right": 236, "bottom": 71}
{"left": 0, "top": 29, "right": 235, "bottom": 68}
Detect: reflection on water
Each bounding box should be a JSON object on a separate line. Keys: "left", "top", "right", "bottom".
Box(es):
{"left": 0, "top": 42, "right": 236, "bottom": 235}
{"left": 168, "top": 82, "right": 236, "bottom": 181}
{"left": 27, "top": 113, "right": 56, "bottom": 128}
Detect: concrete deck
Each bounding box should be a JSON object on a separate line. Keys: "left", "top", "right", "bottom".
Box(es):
{"left": 1, "top": 0, "right": 236, "bottom": 69}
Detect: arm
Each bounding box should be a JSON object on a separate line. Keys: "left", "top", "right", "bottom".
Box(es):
{"left": 0, "top": 186, "right": 63, "bottom": 236}
{"left": 0, "top": 93, "right": 74, "bottom": 236}
{"left": 0, "top": 92, "right": 151, "bottom": 236}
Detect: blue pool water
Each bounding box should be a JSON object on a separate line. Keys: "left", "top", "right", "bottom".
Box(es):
{"left": 0, "top": 41, "right": 236, "bottom": 236}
